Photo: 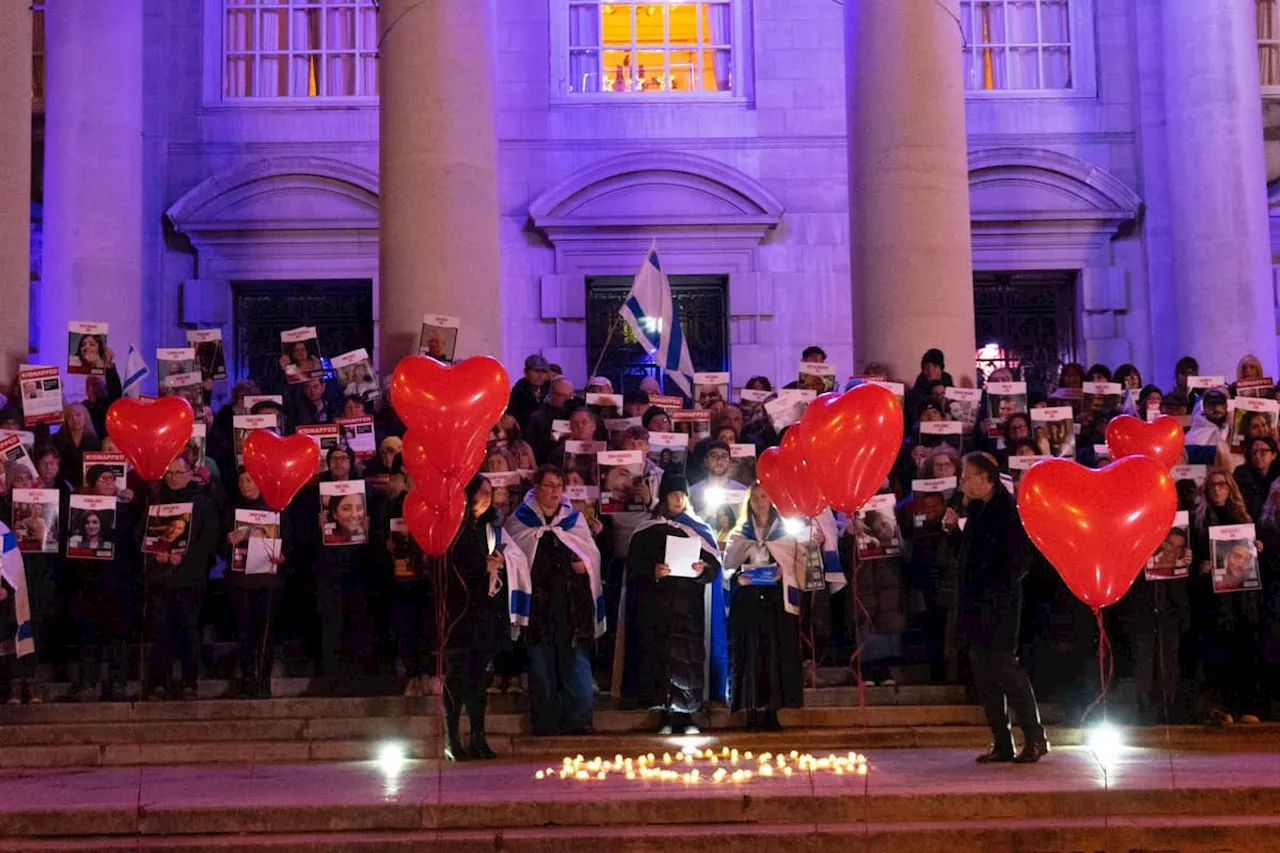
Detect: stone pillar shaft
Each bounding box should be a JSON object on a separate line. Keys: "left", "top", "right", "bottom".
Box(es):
{"left": 845, "top": 0, "right": 976, "bottom": 386}
{"left": 378, "top": 0, "right": 503, "bottom": 372}
{"left": 0, "top": 0, "right": 32, "bottom": 377}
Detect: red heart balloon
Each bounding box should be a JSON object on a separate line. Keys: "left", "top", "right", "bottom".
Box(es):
{"left": 1017, "top": 456, "right": 1177, "bottom": 609}
{"left": 401, "top": 429, "right": 487, "bottom": 485}
{"left": 1105, "top": 414, "right": 1186, "bottom": 471}
{"left": 798, "top": 384, "right": 904, "bottom": 513}
{"left": 105, "top": 397, "right": 196, "bottom": 482}
{"left": 242, "top": 431, "right": 321, "bottom": 512}
{"left": 756, "top": 447, "right": 802, "bottom": 519}
{"left": 403, "top": 487, "right": 467, "bottom": 557}
{"left": 779, "top": 429, "right": 827, "bottom": 518}
{"left": 390, "top": 355, "right": 510, "bottom": 443}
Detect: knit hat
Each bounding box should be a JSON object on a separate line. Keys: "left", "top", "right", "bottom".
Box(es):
{"left": 659, "top": 472, "right": 690, "bottom": 502}
{"left": 921, "top": 348, "right": 946, "bottom": 370}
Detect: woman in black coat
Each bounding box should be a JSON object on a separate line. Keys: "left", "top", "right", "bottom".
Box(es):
{"left": 442, "top": 475, "right": 509, "bottom": 761}
{"left": 1234, "top": 436, "right": 1280, "bottom": 523}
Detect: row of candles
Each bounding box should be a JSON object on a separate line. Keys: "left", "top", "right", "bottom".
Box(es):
{"left": 534, "top": 746, "right": 870, "bottom": 784}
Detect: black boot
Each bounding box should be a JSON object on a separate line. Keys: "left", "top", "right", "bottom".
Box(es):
{"left": 761, "top": 710, "right": 782, "bottom": 732}
{"left": 443, "top": 693, "right": 468, "bottom": 762}
{"left": 469, "top": 718, "right": 497, "bottom": 760}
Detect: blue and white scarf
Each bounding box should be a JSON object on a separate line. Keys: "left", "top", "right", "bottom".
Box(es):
{"left": 486, "top": 524, "right": 529, "bottom": 631}
{"left": 504, "top": 490, "right": 606, "bottom": 638}
{"left": 0, "top": 523, "right": 34, "bottom": 658}
{"left": 724, "top": 510, "right": 803, "bottom": 616}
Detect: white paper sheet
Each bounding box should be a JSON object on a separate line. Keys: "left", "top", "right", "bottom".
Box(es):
{"left": 664, "top": 534, "right": 703, "bottom": 579}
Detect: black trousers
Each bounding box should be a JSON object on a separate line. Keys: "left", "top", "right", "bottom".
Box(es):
{"left": 315, "top": 571, "right": 372, "bottom": 685}
{"left": 444, "top": 646, "right": 493, "bottom": 740}
{"left": 230, "top": 584, "right": 279, "bottom": 685}
{"left": 71, "top": 567, "right": 133, "bottom": 687}
{"left": 969, "top": 645, "right": 1043, "bottom": 751}
{"left": 1131, "top": 623, "right": 1180, "bottom": 716}
{"left": 148, "top": 585, "right": 205, "bottom": 690}
{"left": 390, "top": 581, "right": 433, "bottom": 678}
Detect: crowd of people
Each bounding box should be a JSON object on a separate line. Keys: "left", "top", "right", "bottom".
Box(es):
{"left": 0, "top": 340, "right": 1277, "bottom": 763}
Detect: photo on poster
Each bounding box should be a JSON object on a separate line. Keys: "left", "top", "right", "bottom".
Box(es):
{"left": 332, "top": 349, "right": 380, "bottom": 403}
{"left": 298, "top": 424, "right": 341, "bottom": 475}
{"left": 186, "top": 423, "right": 207, "bottom": 471}
{"left": 918, "top": 420, "right": 965, "bottom": 453}
{"left": 709, "top": 488, "right": 749, "bottom": 549}
{"left": 161, "top": 371, "right": 206, "bottom": 420}
{"left": 1235, "top": 378, "right": 1275, "bottom": 399}
{"left": 82, "top": 451, "right": 127, "bottom": 494}
{"left": 597, "top": 450, "right": 646, "bottom": 514}
{"left": 604, "top": 417, "right": 642, "bottom": 447}
{"left": 66, "top": 494, "right": 117, "bottom": 561}
{"left": 156, "top": 348, "right": 196, "bottom": 381}
{"left": 12, "top": 489, "right": 59, "bottom": 554}
{"left": 853, "top": 493, "right": 902, "bottom": 560}
{"left": 764, "top": 390, "right": 815, "bottom": 432}
{"left": 985, "top": 382, "right": 1028, "bottom": 426}
{"left": 67, "top": 322, "right": 108, "bottom": 376}
{"left": 1145, "top": 511, "right": 1191, "bottom": 581}
{"left": 737, "top": 388, "right": 774, "bottom": 424}
{"left": 586, "top": 393, "right": 624, "bottom": 421}
{"left": 1082, "top": 381, "right": 1123, "bottom": 415}
{"left": 647, "top": 431, "right": 688, "bottom": 477}
{"left": 693, "top": 373, "right": 731, "bottom": 412}
{"left": 0, "top": 433, "right": 36, "bottom": 479}
{"left": 563, "top": 484, "right": 602, "bottom": 530}
{"left": 729, "top": 443, "right": 757, "bottom": 485}
{"left": 388, "top": 518, "right": 417, "bottom": 581}
{"left": 281, "top": 327, "right": 322, "bottom": 384}
{"left": 337, "top": 415, "right": 376, "bottom": 462}
{"left": 233, "top": 414, "right": 280, "bottom": 466}
{"left": 186, "top": 329, "right": 228, "bottom": 382}
{"left": 671, "top": 409, "right": 712, "bottom": 444}
{"left": 142, "top": 502, "right": 194, "bottom": 557}
{"left": 1209, "top": 523, "right": 1261, "bottom": 593}
{"left": 944, "top": 387, "right": 983, "bottom": 429}
{"left": 797, "top": 362, "right": 836, "bottom": 394}
{"left": 1227, "top": 397, "right": 1280, "bottom": 452}
{"left": 1031, "top": 406, "right": 1076, "bottom": 458}
{"left": 418, "top": 315, "right": 460, "bottom": 363}
{"left": 231, "top": 509, "right": 281, "bottom": 575}
{"left": 909, "top": 477, "right": 957, "bottom": 541}
{"left": 319, "top": 480, "right": 368, "bottom": 546}
{"left": 18, "top": 366, "right": 63, "bottom": 427}
{"left": 563, "top": 440, "right": 605, "bottom": 487}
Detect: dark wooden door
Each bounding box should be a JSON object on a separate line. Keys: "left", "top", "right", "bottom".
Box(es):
{"left": 232, "top": 279, "right": 374, "bottom": 387}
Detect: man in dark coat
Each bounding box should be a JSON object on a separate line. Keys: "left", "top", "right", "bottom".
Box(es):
{"left": 525, "top": 377, "right": 577, "bottom": 465}
{"left": 508, "top": 354, "right": 552, "bottom": 430}
{"left": 622, "top": 473, "right": 720, "bottom": 735}
{"left": 904, "top": 348, "right": 955, "bottom": 423}
{"left": 954, "top": 451, "right": 1047, "bottom": 764}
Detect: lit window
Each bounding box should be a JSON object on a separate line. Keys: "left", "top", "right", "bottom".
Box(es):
{"left": 960, "top": 0, "right": 1073, "bottom": 92}
{"left": 223, "top": 0, "right": 377, "bottom": 100}
{"left": 32, "top": 4, "right": 45, "bottom": 109}
{"left": 565, "top": 1, "right": 736, "bottom": 95}
{"left": 1261, "top": 0, "right": 1280, "bottom": 93}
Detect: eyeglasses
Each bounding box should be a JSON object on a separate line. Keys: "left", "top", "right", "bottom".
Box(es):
{"left": 1208, "top": 480, "right": 1230, "bottom": 490}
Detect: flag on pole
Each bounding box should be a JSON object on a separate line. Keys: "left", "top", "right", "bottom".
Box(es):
{"left": 619, "top": 241, "right": 696, "bottom": 397}
{"left": 121, "top": 344, "right": 150, "bottom": 399}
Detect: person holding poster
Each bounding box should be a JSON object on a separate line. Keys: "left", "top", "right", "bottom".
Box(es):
{"left": 142, "top": 454, "right": 219, "bottom": 702}
{"left": 721, "top": 482, "right": 805, "bottom": 731}
{"left": 333, "top": 349, "right": 379, "bottom": 404}
{"left": 620, "top": 473, "right": 723, "bottom": 734}
{"left": 224, "top": 468, "right": 288, "bottom": 699}
{"left": 67, "top": 323, "right": 108, "bottom": 376}
{"left": 187, "top": 329, "right": 228, "bottom": 382}
{"left": 65, "top": 462, "right": 137, "bottom": 703}
{"left": 693, "top": 373, "right": 730, "bottom": 413}
{"left": 419, "top": 315, "right": 460, "bottom": 363}
{"left": 18, "top": 366, "right": 63, "bottom": 427}
{"left": 1191, "top": 468, "right": 1264, "bottom": 725}
{"left": 1233, "top": 436, "right": 1280, "bottom": 521}
{"left": 52, "top": 403, "right": 102, "bottom": 490}
{"left": 280, "top": 327, "right": 322, "bottom": 383}
{"left": 901, "top": 463, "right": 964, "bottom": 684}
{"left": 1031, "top": 407, "right": 1075, "bottom": 459}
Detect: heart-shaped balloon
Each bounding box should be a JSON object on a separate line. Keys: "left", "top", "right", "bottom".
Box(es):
{"left": 756, "top": 447, "right": 802, "bottom": 519}
{"left": 798, "top": 384, "right": 903, "bottom": 513}
{"left": 1017, "top": 456, "right": 1177, "bottom": 609}
{"left": 403, "top": 487, "right": 467, "bottom": 557}
{"left": 390, "top": 355, "right": 510, "bottom": 443}
{"left": 242, "top": 431, "right": 321, "bottom": 511}
{"left": 1105, "top": 414, "right": 1186, "bottom": 471}
{"left": 105, "top": 397, "right": 196, "bottom": 481}
{"left": 778, "top": 429, "right": 827, "bottom": 518}
{"left": 401, "top": 428, "right": 487, "bottom": 486}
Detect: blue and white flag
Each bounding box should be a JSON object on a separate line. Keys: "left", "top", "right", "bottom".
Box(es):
{"left": 620, "top": 241, "right": 696, "bottom": 397}
{"left": 0, "top": 523, "right": 34, "bottom": 658}
{"left": 121, "top": 345, "right": 150, "bottom": 399}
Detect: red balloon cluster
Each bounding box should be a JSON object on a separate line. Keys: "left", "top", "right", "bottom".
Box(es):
{"left": 1017, "top": 455, "right": 1177, "bottom": 609}
{"left": 391, "top": 355, "right": 510, "bottom": 556}
{"left": 757, "top": 383, "right": 904, "bottom": 520}
{"left": 242, "top": 431, "right": 320, "bottom": 512}
{"left": 105, "top": 397, "right": 195, "bottom": 482}
{"left": 1105, "top": 414, "right": 1186, "bottom": 471}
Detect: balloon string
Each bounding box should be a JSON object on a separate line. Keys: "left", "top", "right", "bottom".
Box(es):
{"left": 846, "top": 552, "right": 874, "bottom": 712}
{"left": 1081, "top": 605, "right": 1113, "bottom": 723}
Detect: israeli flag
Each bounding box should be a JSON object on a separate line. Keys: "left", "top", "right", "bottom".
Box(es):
{"left": 121, "top": 344, "right": 150, "bottom": 399}
{"left": 619, "top": 241, "right": 696, "bottom": 397}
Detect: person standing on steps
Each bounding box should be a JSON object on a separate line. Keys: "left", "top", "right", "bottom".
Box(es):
{"left": 953, "top": 451, "right": 1048, "bottom": 764}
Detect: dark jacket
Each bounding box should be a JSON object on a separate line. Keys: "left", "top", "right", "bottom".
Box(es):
{"left": 838, "top": 531, "right": 906, "bottom": 635}
{"left": 957, "top": 485, "right": 1030, "bottom": 651}
{"left": 525, "top": 402, "right": 573, "bottom": 465}
{"left": 141, "top": 483, "right": 220, "bottom": 589}
{"left": 622, "top": 519, "right": 718, "bottom": 712}
{"left": 221, "top": 494, "right": 291, "bottom": 589}
{"left": 1234, "top": 462, "right": 1280, "bottom": 525}
{"left": 1190, "top": 502, "right": 1261, "bottom": 638}
{"left": 445, "top": 514, "right": 509, "bottom": 652}
{"left": 508, "top": 378, "right": 547, "bottom": 430}
{"left": 85, "top": 365, "right": 123, "bottom": 440}
{"left": 53, "top": 430, "right": 103, "bottom": 491}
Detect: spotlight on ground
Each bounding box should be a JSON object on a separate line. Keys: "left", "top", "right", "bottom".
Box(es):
{"left": 668, "top": 735, "right": 714, "bottom": 751}
{"left": 376, "top": 741, "right": 408, "bottom": 775}
{"left": 1086, "top": 722, "right": 1123, "bottom": 767}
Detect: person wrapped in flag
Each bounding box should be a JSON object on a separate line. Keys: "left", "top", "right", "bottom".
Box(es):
{"left": 618, "top": 472, "right": 727, "bottom": 735}
{"left": 503, "top": 465, "right": 604, "bottom": 736}
{"left": 0, "top": 520, "right": 37, "bottom": 704}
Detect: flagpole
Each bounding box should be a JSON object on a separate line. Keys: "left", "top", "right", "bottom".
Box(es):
{"left": 589, "top": 314, "right": 622, "bottom": 384}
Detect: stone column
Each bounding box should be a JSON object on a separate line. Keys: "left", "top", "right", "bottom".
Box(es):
{"left": 1162, "top": 0, "right": 1276, "bottom": 377}
{"left": 0, "top": 0, "right": 32, "bottom": 377}
{"left": 38, "top": 0, "right": 145, "bottom": 369}
{"left": 844, "top": 0, "right": 976, "bottom": 386}
{"left": 378, "top": 0, "right": 503, "bottom": 372}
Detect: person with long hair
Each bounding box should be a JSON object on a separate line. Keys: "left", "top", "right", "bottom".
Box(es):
{"left": 722, "top": 482, "right": 804, "bottom": 731}
{"left": 1191, "top": 467, "right": 1265, "bottom": 725}
{"left": 441, "top": 475, "right": 523, "bottom": 760}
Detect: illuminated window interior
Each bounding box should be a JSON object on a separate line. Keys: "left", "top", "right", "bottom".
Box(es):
{"left": 568, "top": 1, "right": 735, "bottom": 94}
{"left": 959, "top": 0, "right": 1072, "bottom": 92}
{"left": 223, "top": 0, "right": 378, "bottom": 100}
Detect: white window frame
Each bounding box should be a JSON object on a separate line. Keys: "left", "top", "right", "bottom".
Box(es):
{"left": 1261, "top": 0, "right": 1280, "bottom": 98}
{"left": 961, "top": 0, "right": 1097, "bottom": 100}
{"left": 549, "top": 0, "right": 750, "bottom": 104}
{"left": 202, "top": 0, "right": 379, "bottom": 107}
